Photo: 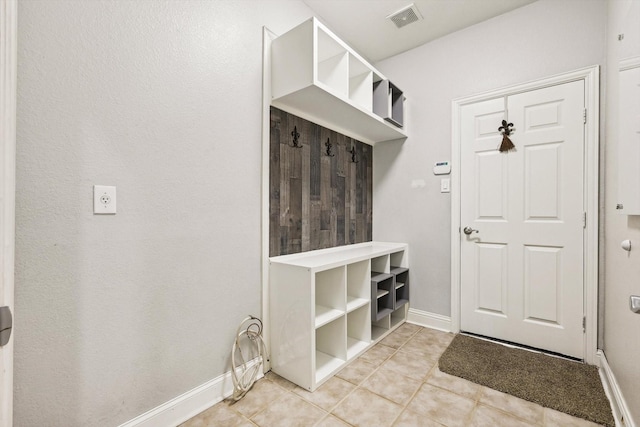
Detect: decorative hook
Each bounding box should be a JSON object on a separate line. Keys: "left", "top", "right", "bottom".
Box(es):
{"left": 498, "top": 120, "right": 516, "bottom": 152}
{"left": 325, "top": 138, "right": 335, "bottom": 157}
{"left": 349, "top": 144, "right": 359, "bottom": 163}
{"left": 290, "top": 126, "right": 301, "bottom": 148}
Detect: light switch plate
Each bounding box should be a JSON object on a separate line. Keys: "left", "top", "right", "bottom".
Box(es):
{"left": 94, "top": 185, "right": 116, "bottom": 214}
{"left": 440, "top": 178, "right": 450, "bottom": 193}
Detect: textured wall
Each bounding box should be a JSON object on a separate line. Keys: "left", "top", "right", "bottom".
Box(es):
{"left": 269, "top": 107, "right": 372, "bottom": 256}
{"left": 372, "top": 0, "right": 606, "bottom": 317}
{"left": 15, "top": 1, "right": 313, "bottom": 425}
{"left": 603, "top": 0, "right": 640, "bottom": 422}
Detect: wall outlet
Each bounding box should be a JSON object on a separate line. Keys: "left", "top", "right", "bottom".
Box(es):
{"left": 94, "top": 185, "right": 116, "bottom": 214}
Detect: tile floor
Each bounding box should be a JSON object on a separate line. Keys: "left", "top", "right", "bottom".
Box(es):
{"left": 181, "top": 324, "right": 604, "bottom": 427}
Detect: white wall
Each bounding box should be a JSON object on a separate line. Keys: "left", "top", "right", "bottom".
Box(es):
{"left": 373, "top": 0, "right": 606, "bottom": 317}
{"left": 603, "top": 0, "right": 640, "bottom": 422}
{"left": 15, "top": 1, "right": 312, "bottom": 425}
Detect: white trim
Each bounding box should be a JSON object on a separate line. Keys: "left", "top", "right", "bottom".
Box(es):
{"left": 451, "top": 66, "right": 600, "bottom": 364}
{"left": 619, "top": 56, "right": 640, "bottom": 72}
{"left": 0, "top": 0, "right": 16, "bottom": 426}
{"left": 261, "top": 27, "right": 277, "bottom": 372}
{"left": 407, "top": 308, "right": 452, "bottom": 332}
{"left": 118, "top": 359, "right": 264, "bottom": 427}
{"left": 597, "top": 350, "right": 635, "bottom": 427}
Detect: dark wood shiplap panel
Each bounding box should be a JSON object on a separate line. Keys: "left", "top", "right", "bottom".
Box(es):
{"left": 269, "top": 107, "right": 373, "bottom": 256}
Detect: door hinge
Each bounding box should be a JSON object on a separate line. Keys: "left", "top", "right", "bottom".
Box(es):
{"left": 583, "top": 212, "right": 587, "bottom": 229}
{"left": 582, "top": 316, "right": 586, "bottom": 333}
{"left": 583, "top": 108, "right": 587, "bottom": 124}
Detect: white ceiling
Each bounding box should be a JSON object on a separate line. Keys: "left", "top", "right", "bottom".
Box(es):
{"left": 302, "top": 0, "right": 538, "bottom": 63}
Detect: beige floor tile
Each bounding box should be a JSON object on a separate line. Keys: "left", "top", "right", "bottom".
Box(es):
{"left": 394, "top": 322, "right": 422, "bottom": 336}
{"left": 264, "top": 371, "right": 297, "bottom": 391}
{"left": 479, "top": 386, "right": 544, "bottom": 425}
{"left": 414, "top": 328, "right": 456, "bottom": 349}
{"left": 229, "top": 378, "right": 286, "bottom": 418}
{"left": 469, "top": 404, "right": 538, "bottom": 427}
{"left": 400, "top": 329, "right": 453, "bottom": 358}
{"left": 293, "top": 376, "right": 355, "bottom": 411}
{"left": 332, "top": 388, "right": 403, "bottom": 427}
{"left": 425, "top": 367, "right": 481, "bottom": 400}
{"left": 393, "top": 408, "right": 445, "bottom": 427}
{"left": 358, "top": 342, "right": 397, "bottom": 365}
{"left": 335, "top": 358, "right": 377, "bottom": 385}
{"left": 179, "top": 401, "right": 254, "bottom": 427}
{"left": 405, "top": 383, "right": 475, "bottom": 427}
{"left": 379, "top": 328, "right": 415, "bottom": 349}
{"left": 544, "top": 408, "right": 605, "bottom": 427}
{"left": 381, "top": 348, "right": 437, "bottom": 380}
{"left": 179, "top": 416, "right": 208, "bottom": 427}
{"left": 251, "top": 392, "right": 327, "bottom": 427}
{"left": 314, "top": 414, "right": 351, "bottom": 427}
{"left": 361, "top": 364, "right": 422, "bottom": 405}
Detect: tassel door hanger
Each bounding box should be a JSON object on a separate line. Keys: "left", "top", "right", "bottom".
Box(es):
{"left": 498, "top": 120, "right": 515, "bottom": 152}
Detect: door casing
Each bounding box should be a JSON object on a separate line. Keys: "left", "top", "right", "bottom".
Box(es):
{"left": 451, "top": 66, "right": 600, "bottom": 364}
{"left": 0, "top": 0, "right": 17, "bottom": 424}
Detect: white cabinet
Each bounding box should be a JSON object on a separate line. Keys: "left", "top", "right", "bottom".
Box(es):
{"left": 617, "top": 57, "right": 640, "bottom": 215}
{"left": 269, "top": 242, "right": 409, "bottom": 391}
{"left": 271, "top": 18, "right": 407, "bottom": 145}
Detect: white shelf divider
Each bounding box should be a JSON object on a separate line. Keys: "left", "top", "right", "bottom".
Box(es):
{"left": 315, "top": 305, "right": 345, "bottom": 328}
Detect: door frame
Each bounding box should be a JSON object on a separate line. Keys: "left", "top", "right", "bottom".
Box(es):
{"left": 0, "top": 0, "right": 17, "bottom": 424}
{"left": 450, "top": 66, "right": 600, "bottom": 364}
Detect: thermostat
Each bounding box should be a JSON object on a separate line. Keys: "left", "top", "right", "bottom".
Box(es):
{"left": 433, "top": 161, "right": 451, "bottom": 175}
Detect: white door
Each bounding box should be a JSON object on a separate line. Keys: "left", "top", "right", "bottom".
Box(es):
{"left": 460, "top": 80, "right": 585, "bottom": 359}
{"left": 1, "top": 0, "right": 16, "bottom": 425}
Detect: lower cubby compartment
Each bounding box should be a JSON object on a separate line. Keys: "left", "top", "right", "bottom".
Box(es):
{"left": 371, "top": 272, "right": 394, "bottom": 322}
{"left": 347, "top": 305, "right": 371, "bottom": 359}
{"left": 315, "top": 316, "right": 346, "bottom": 384}
{"left": 390, "top": 305, "right": 406, "bottom": 329}
{"left": 392, "top": 267, "right": 409, "bottom": 309}
{"left": 371, "top": 304, "right": 407, "bottom": 342}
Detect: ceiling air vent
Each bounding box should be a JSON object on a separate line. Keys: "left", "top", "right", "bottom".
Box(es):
{"left": 387, "top": 3, "right": 423, "bottom": 29}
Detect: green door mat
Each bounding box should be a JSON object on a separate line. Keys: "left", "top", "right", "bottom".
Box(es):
{"left": 438, "top": 334, "right": 614, "bottom": 427}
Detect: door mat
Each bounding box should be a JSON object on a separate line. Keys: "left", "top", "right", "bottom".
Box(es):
{"left": 438, "top": 334, "right": 614, "bottom": 427}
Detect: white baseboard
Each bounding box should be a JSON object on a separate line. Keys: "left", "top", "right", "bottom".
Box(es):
{"left": 407, "top": 308, "right": 452, "bottom": 332}
{"left": 597, "top": 350, "right": 635, "bottom": 427}
{"left": 118, "top": 359, "right": 263, "bottom": 427}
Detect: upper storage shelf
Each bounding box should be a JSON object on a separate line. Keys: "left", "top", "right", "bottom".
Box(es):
{"left": 271, "top": 18, "right": 407, "bottom": 145}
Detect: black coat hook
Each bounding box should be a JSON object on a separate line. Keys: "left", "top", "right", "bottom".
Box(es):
{"left": 290, "top": 126, "right": 302, "bottom": 148}
{"left": 325, "top": 138, "right": 335, "bottom": 157}
{"left": 349, "top": 145, "right": 359, "bottom": 163}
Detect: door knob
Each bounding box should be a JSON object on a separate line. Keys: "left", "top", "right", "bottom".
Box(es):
{"left": 463, "top": 226, "right": 478, "bottom": 235}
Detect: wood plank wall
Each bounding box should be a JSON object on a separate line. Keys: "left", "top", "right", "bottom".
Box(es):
{"left": 270, "top": 107, "right": 372, "bottom": 256}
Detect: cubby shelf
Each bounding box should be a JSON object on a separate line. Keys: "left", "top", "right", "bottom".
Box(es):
{"left": 270, "top": 17, "right": 407, "bottom": 145}
{"left": 269, "top": 242, "right": 409, "bottom": 391}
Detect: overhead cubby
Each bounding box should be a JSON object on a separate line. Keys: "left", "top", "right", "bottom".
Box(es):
{"left": 373, "top": 79, "right": 405, "bottom": 128}
{"left": 270, "top": 17, "right": 407, "bottom": 145}
{"left": 317, "top": 28, "right": 349, "bottom": 97}
{"left": 349, "top": 55, "right": 374, "bottom": 110}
